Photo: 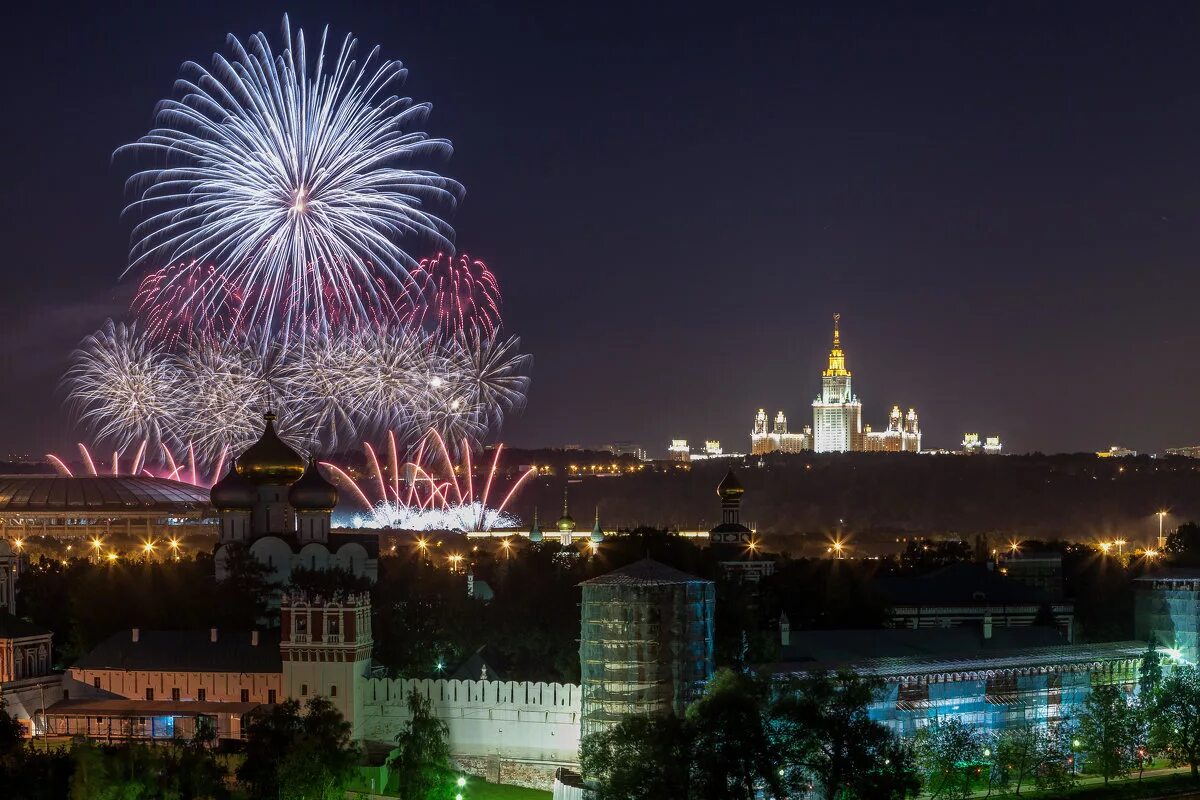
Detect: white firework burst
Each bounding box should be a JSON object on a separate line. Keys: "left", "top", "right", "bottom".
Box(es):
{"left": 174, "top": 334, "right": 283, "bottom": 460}
{"left": 64, "top": 320, "right": 184, "bottom": 451}
{"left": 117, "top": 15, "right": 462, "bottom": 341}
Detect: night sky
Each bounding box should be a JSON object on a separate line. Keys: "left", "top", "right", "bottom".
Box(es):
{"left": 4, "top": 1, "right": 1200, "bottom": 457}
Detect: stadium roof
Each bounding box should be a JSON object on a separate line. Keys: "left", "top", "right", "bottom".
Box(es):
{"left": 0, "top": 475, "right": 211, "bottom": 517}
{"left": 72, "top": 629, "right": 281, "bottom": 673}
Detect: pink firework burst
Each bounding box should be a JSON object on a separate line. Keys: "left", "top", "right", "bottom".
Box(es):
{"left": 401, "top": 252, "right": 501, "bottom": 338}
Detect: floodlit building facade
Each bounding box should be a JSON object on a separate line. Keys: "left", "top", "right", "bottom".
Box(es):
{"left": 862, "top": 406, "right": 921, "bottom": 453}
{"left": 578, "top": 559, "right": 715, "bottom": 738}
{"left": 963, "top": 433, "right": 1003, "bottom": 454}
{"left": 1135, "top": 569, "right": 1200, "bottom": 663}
{"left": 753, "top": 315, "right": 920, "bottom": 454}
{"left": 812, "top": 314, "right": 863, "bottom": 453}
{"left": 750, "top": 409, "right": 812, "bottom": 454}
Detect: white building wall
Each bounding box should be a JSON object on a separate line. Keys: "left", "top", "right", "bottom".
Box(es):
{"left": 359, "top": 678, "right": 581, "bottom": 764}
{"left": 64, "top": 668, "right": 282, "bottom": 703}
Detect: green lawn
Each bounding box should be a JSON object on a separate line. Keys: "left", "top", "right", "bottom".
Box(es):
{"left": 347, "top": 767, "right": 551, "bottom": 799}
{"left": 964, "top": 769, "right": 1200, "bottom": 799}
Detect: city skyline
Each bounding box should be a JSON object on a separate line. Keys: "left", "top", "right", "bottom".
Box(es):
{"left": 5, "top": 2, "right": 1200, "bottom": 458}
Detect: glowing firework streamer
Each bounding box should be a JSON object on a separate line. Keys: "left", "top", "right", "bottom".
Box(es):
{"left": 117, "top": 15, "right": 462, "bottom": 342}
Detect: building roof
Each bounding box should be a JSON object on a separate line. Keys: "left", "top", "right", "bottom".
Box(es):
{"left": 449, "top": 645, "right": 508, "bottom": 682}
{"left": 777, "top": 626, "right": 1066, "bottom": 665}
{"left": 0, "top": 475, "right": 211, "bottom": 516}
{"left": 1134, "top": 568, "right": 1200, "bottom": 582}
{"left": 72, "top": 629, "right": 281, "bottom": 673}
{"left": 0, "top": 613, "right": 52, "bottom": 640}
{"left": 768, "top": 631, "right": 1144, "bottom": 679}
{"left": 875, "top": 562, "right": 1057, "bottom": 606}
{"left": 579, "top": 558, "right": 709, "bottom": 587}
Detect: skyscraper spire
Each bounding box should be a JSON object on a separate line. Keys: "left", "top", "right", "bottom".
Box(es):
{"left": 823, "top": 312, "right": 850, "bottom": 377}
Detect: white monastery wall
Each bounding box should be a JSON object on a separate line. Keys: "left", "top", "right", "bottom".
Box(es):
{"left": 359, "top": 678, "right": 581, "bottom": 763}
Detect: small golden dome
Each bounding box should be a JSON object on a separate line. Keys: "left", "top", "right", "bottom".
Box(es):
{"left": 235, "top": 412, "right": 307, "bottom": 486}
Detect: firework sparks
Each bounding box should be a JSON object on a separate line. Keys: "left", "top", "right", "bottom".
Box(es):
{"left": 117, "top": 15, "right": 462, "bottom": 342}
{"left": 400, "top": 252, "right": 502, "bottom": 338}
{"left": 64, "top": 320, "right": 185, "bottom": 451}
{"left": 65, "top": 322, "right": 530, "bottom": 465}
{"left": 324, "top": 430, "right": 534, "bottom": 532}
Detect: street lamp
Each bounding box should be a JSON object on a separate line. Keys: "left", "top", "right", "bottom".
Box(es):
{"left": 1158, "top": 510, "right": 1168, "bottom": 550}
{"left": 1072, "top": 739, "right": 1081, "bottom": 775}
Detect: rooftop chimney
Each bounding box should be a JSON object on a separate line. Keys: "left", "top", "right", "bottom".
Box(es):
{"left": 251, "top": 630, "right": 259, "bottom": 647}
{"left": 210, "top": 628, "right": 218, "bottom": 643}
{"left": 131, "top": 628, "right": 139, "bottom": 643}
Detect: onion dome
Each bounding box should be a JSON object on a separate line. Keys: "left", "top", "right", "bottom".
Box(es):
{"left": 236, "top": 412, "right": 307, "bottom": 486}
{"left": 210, "top": 461, "right": 255, "bottom": 511}
{"left": 288, "top": 458, "right": 339, "bottom": 512}
{"left": 556, "top": 488, "right": 576, "bottom": 534}
{"left": 717, "top": 469, "right": 745, "bottom": 501}
{"left": 590, "top": 508, "right": 603, "bottom": 544}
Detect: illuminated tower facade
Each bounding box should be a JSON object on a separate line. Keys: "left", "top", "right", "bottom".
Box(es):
{"left": 812, "top": 314, "right": 862, "bottom": 453}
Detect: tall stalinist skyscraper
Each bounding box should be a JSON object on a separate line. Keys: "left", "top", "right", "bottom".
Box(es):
{"left": 812, "top": 313, "right": 863, "bottom": 453}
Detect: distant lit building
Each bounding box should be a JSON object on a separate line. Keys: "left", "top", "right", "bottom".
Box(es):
{"left": 1166, "top": 445, "right": 1200, "bottom": 459}
{"left": 667, "top": 439, "right": 690, "bottom": 462}
{"left": 812, "top": 314, "right": 863, "bottom": 453}
{"left": 757, "top": 314, "right": 918, "bottom": 454}
{"left": 750, "top": 409, "right": 812, "bottom": 454}
{"left": 862, "top": 406, "right": 921, "bottom": 453}
{"left": 962, "top": 433, "right": 1003, "bottom": 454}
{"left": 1097, "top": 445, "right": 1136, "bottom": 458}
{"left": 604, "top": 441, "right": 647, "bottom": 461}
